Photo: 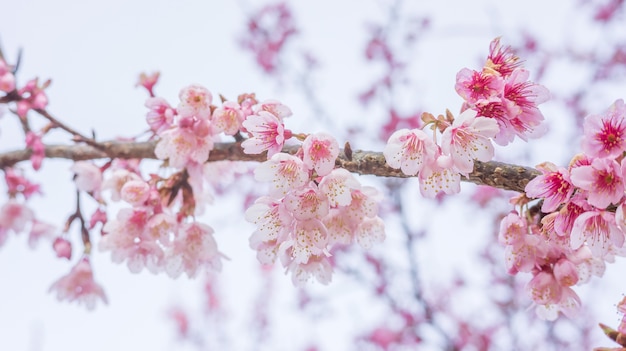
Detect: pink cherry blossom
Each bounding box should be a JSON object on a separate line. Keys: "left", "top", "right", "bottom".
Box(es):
{"left": 581, "top": 99, "right": 626, "bottom": 159}
{"left": 254, "top": 99, "right": 293, "bottom": 120}
{"left": 53, "top": 237, "right": 72, "bottom": 260}
{"left": 570, "top": 210, "right": 625, "bottom": 258}
{"left": 535, "top": 286, "right": 581, "bottom": 321}
{"left": 212, "top": 101, "right": 244, "bottom": 135}
{"left": 280, "top": 219, "right": 328, "bottom": 264}
{"left": 25, "top": 131, "right": 45, "bottom": 170}
{"left": 16, "top": 78, "right": 49, "bottom": 118}
{"left": 101, "top": 169, "right": 142, "bottom": 202}
{"left": 498, "top": 212, "right": 527, "bottom": 245}
{"left": 145, "top": 97, "right": 175, "bottom": 134}
{"left": 28, "top": 220, "right": 55, "bottom": 249}
{"left": 318, "top": 168, "right": 361, "bottom": 207}
{"left": 355, "top": 217, "right": 385, "bottom": 249}
{"left": 177, "top": 84, "right": 212, "bottom": 119}
{"left": 485, "top": 37, "right": 522, "bottom": 77}
{"left": 49, "top": 256, "right": 108, "bottom": 310}
{"left": 154, "top": 126, "right": 213, "bottom": 169}
{"left": 100, "top": 208, "right": 166, "bottom": 274}
{"left": 301, "top": 132, "right": 340, "bottom": 177}
{"left": 504, "top": 234, "right": 549, "bottom": 275}
{"left": 383, "top": 128, "right": 438, "bottom": 176}
{"left": 525, "top": 162, "right": 575, "bottom": 212}
{"left": 570, "top": 157, "right": 624, "bottom": 209}
{"left": 418, "top": 155, "right": 461, "bottom": 198}
{"left": 0, "top": 200, "right": 34, "bottom": 246}
{"left": 70, "top": 161, "right": 103, "bottom": 193}
{"left": 145, "top": 212, "right": 178, "bottom": 244}
{"left": 288, "top": 254, "right": 333, "bottom": 286}
{"left": 241, "top": 111, "right": 288, "bottom": 157}
{"left": 4, "top": 168, "right": 41, "bottom": 199}
{"left": 284, "top": 183, "right": 330, "bottom": 221}
{"left": 0, "top": 58, "right": 16, "bottom": 92}
{"left": 526, "top": 271, "right": 562, "bottom": 305}
{"left": 246, "top": 196, "right": 293, "bottom": 243}
{"left": 554, "top": 194, "right": 589, "bottom": 236}
{"left": 455, "top": 68, "right": 504, "bottom": 104}
{"left": 254, "top": 153, "right": 309, "bottom": 197}
{"left": 120, "top": 179, "right": 151, "bottom": 206}
{"left": 165, "top": 222, "right": 224, "bottom": 278}
{"left": 441, "top": 109, "right": 499, "bottom": 176}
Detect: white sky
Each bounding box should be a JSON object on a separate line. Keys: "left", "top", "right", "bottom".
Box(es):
{"left": 1, "top": 1, "right": 626, "bottom": 350}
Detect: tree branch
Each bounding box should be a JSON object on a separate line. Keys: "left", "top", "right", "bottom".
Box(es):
{"left": 0, "top": 140, "right": 540, "bottom": 193}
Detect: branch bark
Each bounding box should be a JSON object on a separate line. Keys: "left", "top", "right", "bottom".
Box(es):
{"left": 0, "top": 140, "right": 540, "bottom": 193}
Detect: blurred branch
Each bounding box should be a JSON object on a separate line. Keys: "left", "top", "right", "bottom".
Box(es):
{"left": 0, "top": 140, "right": 540, "bottom": 192}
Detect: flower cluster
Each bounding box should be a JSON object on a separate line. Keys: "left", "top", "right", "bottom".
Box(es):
{"left": 506, "top": 99, "right": 626, "bottom": 320}
{"left": 384, "top": 109, "right": 499, "bottom": 198}
{"left": 455, "top": 37, "right": 549, "bottom": 146}
{"left": 246, "top": 132, "right": 385, "bottom": 286}
{"left": 383, "top": 38, "right": 549, "bottom": 198}
{"left": 97, "top": 82, "right": 302, "bottom": 281}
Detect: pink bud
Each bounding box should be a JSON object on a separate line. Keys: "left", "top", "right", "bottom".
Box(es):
{"left": 53, "top": 237, "right": 72, "bottom": 260}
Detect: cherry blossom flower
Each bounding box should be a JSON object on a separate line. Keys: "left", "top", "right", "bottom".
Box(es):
{"left": 241, "top": 111, "right": 289, "bottom": 157}
{"left": 355, "top": 217, "right": 385, "bottom": 249}
{"left": 145, "top": 97, "right": 175, "bottom": 134}
{"left": 4, "top": 168, "right": 41, "bottom": 199}
{"left": 498, "top": 212, "right": 527, "bottom": 245}
{"left": 581, "top": 99, "right": 626, "bottom": 159}
{"left": 101, "top": 169, "right": 142, "bottom": 202}
{"left": 154, "top": 126, "right": 213, "bottom": 169}
{"left": 527, "top": 271, "right": 562, "bottom": 305}
{"left": 441, "top": 109, "right": 499, "bottom": 176}
{"left": 212, "top": 101, "right": 244, "bottom": 135}
{"left": 383, "top": 128, "right": 438, "bottom": 176}
{"left": 254, "top": 153, "right": 308, "bottom": 197}
{"left": 70, "top": 161, "right": 103, "bottom": 193}
{"left": 53, "top": 237, "right": 72, "bottom": 260}
{"left": 28, "top": 219, "right": 55, "bottom": 249}
{"left": 165, "top": 222, "right": 224, "bottom": 278}
{"left": 288, "top": 254, "right": 333, "bottom": 286}
{"left": 100, "top": 208, "right": 165, "bottom": 274}
{"left": 254, "top": 99, "right": 293, "bottom": 120}
{"left": 418, "top": 155, "right": 461, "bottom": 198}
{"left": 455, "top": 68, "right": 504, "bottom": 104}
{"left": 318, "top": 168, "right": 361, "bottom": 207}
{"left": 284, "top": 183, "right": 330, "bottom": 221}
{"left": 16, "top": 78, "right": 49, "bottom": 118}
{"left": 49, "top": 256, "right": 108, "bottom": 310}
{"left": 570, "top": 158, "right": 624, "bottom": 209}
{"left": 177, "top": 84, "right": 212, "bottom": 119}
{"left": 120, "top": 179, "right": 151, "bottom": 206}
{"left": 25, "top": 131, "right": 45, "bottom": 170}
{"left": 246, "top": 196, "right": 293, "bottom": 243}
{"left": 0, "top": 200, "right": 34, "bottom": 246}
{"left": 485, "top": 37, "right": 522, "bottom": 77}
{"left": 280, "top": 219, "right": 329, "bottom": 264}
{"left": 525, "top": 162, "right": 575, "bottom": 212}
{"left": 554, "top": 194, "right": 589, "bottom": 236}
{"left": 570, "top": 210, "right": 625, "bottom": 258}
{"left": 301, "top": 132, "right": 340, "bottom": 177}
{"left": 0, "top": 58, "right": 16, "bottom": 92}
{"left": 535, "top": 286, "right": 581, "bottom": 321}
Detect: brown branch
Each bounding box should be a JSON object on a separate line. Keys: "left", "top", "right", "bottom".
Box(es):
{"left": 0, "top": 140, "right": 540, "bottom": 193}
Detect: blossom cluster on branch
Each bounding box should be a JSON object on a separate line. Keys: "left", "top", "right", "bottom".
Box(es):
{"left": 1, "top": 35, "right": 626, "bottom": 349}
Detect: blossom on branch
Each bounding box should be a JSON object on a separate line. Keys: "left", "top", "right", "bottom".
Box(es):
{"left": 48, "top": 256, "right": 108, "bottom": 310}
